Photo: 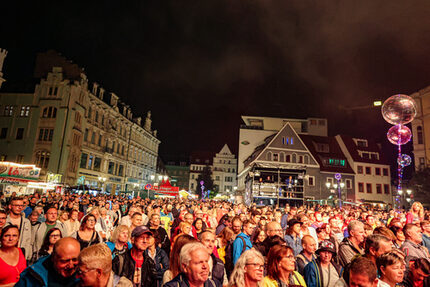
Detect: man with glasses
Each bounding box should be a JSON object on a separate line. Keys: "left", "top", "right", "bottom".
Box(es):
{"left": 16, "top": 237, "right": 81, "bottom": 287}
{"left": 232, "top": 220, "right": 254, "bottom": 265}
{"left": 33, "top": 206, "right": 66, "bottom": 255}
{"left": 5, "top": 196, "right": 32, "bottom": 260}
{"left": 112, "top": 225, "right": 156, "bottom": 287}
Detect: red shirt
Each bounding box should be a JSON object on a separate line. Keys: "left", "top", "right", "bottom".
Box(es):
{"left": 0, "top": 248, "right": 27, "bottom": 285}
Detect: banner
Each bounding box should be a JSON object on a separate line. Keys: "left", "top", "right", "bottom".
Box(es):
{"left": 0, "top": 162, "right": 41, "bottom": 181}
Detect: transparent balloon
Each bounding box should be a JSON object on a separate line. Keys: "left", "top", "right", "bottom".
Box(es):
{"left": 397, "top": 154, "right": 412, "bottom": 167}
{"left": 387, "top": 124, "right": 412, "bottom": 145}
{"left": 382, "top": 94, "right": 417, "bottom": 125}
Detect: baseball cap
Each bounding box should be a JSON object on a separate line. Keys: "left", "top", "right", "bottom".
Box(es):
{"left": 131, "top": 226, "right": 153, "bottom": 238}
{"left": 316, "top": 240, "right": 336, "bottom": 255}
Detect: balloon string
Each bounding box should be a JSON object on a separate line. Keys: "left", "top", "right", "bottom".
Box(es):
{"left": 397, "top": 125, "right": 402, "bottom": 207}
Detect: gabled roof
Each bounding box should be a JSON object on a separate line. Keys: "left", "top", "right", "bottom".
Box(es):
{"left": 300, "top": 134, "right": 355, "bottom": 174}
{"left": 243, "top": 122, "right": 319, "bottom": 168}
{"left": 218, "top": 144, "right": 233, "bottom": 155}
{"left": 337, "top": 135, "right": 389, "bottom": 164}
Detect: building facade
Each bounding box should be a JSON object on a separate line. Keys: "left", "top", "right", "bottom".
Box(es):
{"left": 212, "top": 144, "right": 237, "bottom": 195}
{"left": 410, "top": 87, "right": 428, "bottom": 170}
{"left": 165, "top": 159, "right": 190, "bottom": 191}
{"left": 0, "top": 51, "right": 160, "bottom": 193}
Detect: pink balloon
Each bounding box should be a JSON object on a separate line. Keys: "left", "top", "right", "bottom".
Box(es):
{"left": 382, "top": 94, "right": 417, "bottom": 125}
{"left": 387, "top": 124, "right": 412, "bottom": 145}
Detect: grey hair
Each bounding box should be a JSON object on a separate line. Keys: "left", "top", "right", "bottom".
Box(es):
{"left": 348, "top": 220, "right": 364, "bottom": 233}
{"left": 228, "top": 249, "right": 264, "bottom": 287}
{"left": 179, "top": 242, "right": 207, "bottom": 272}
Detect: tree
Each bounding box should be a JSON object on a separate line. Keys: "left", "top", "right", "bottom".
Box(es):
{"left": 409, "top": 168, "right": 430, "bottom": 205}
{"left": 195, "top": 165, "right": 214, "bottom": 199}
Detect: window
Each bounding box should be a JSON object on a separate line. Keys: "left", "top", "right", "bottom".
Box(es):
{"left": 91, "top": 132, "right": 95, "bottom": 144}
{"left": 4, "top": 106, "right": 13, "bottom": 116}
{"left": 304, "top": 155, "right": 309, "bottom": 164}
{"left": 327, "top": 178, "right": 334, "bottom": 185}
{"left": 48, "top": 86, "right": 58, "bottom": 96}
{"left": 108, "top": 162, "right": 115, "bottom": 174}
{"left": 318, "top": 119, "right": 326, "bottom": 126}
{"left": 298, "top": 155, "right": 303, "bottom": 163}
{"left": 0, "top": 128, "right": 7, "bottom": 139}
{"left": 38, "top": 129, "right": 54, "bottom": 141}
{"left": 417, "top": 126, "right": 423, "bottom": 144}
{"left": 20, "top": 106, "right": 30, "bottom": 117}
{"left": 365, "top": 167, "right": 371, "bottom": 175}
{"left": 384, "top": 184, "right": 390, "bottom": 194}
{"left": 279, "top": 153, "right": 285, "bottom": 162}
{"left": 328, "top": 158, "right": 346, "bottom": 167}
{"left": 357, "top": 166, "right": 363, "bottom": 174}
{"left": 366, "top": 183, "right": 372, "bottom": 193}
{"left": 16, "top": 155, "right": 24, "bottom": 163}
{"left": 87, "top": 155, "right": 94, "bottom": 169}
{"left": 42, "top": 107, "right": 57, "bottom": 118}
{"left": 346, "top": 179, "right": 352, "bottom": 189}
{"left": 266, "top": 152, "right": 272, "bottom": 161}
{"left": 80, "top": 153, "right": 88, "bottom": 168}
{"left": 375, "top": 168, "right": 381, "bottom": 176}
{"left": 98, "top": 135, "right": 102, "bottom": 146}
{"left": 191, "top": 183, "right": 194, "bottom": 189}
{"left": 88, "top": 107, "right": 92, "bottom": 119}
{"left": 273, "top": 153, "right": 279, "bottom": 161}
{"left": 35, "top": 151, "right": 50, "bottom": 168}
{"left": 118, "top": 165, "right": 124, "bottom": 176}
{"left": 286, "top": 155, "right": 291, "bottom": 162}
{"left": 376, "top": 184, "right": 382, "bottom": 194}
{"left": 356, "top": 140, "right": 368, "bottom": 147}
{"left": 84, "top": 129, "right": 89, "bottom": 142}
{"left": 383, "top": 168, "right": 389, "bottom": 176}
{"left": 16, "top": 128, "right": 24, "bottom": 140}
{"left": 191, "top": 174, "right": 195, "bottom": 179}
{"left": 308, "top": 176, "right": 315, "bottom": 186}
{"left": 94, "top": 157, "right": 101, "bottom": 171}
{"left": 358, "top": 182, "right": 364, "bottom": 193}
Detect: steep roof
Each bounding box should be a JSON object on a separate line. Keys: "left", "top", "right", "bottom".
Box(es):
{"left": 338, "top": 134, "right": 389, "bottom": 164}
{"left": 300, "top": 134, "right": 355, "bottom": 173}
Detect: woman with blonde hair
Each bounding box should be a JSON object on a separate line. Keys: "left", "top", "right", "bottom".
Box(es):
{"left": 228, "top": 249, "right": 265, "bottom": 287}
{"left": 406, "top": 202, "right": 424, "bottom": 224}
{"left": 105, "top": 225, "right": 131, "bottom": 259}
{"left": 217, "top": 227, "right": 234, "bottom": 263}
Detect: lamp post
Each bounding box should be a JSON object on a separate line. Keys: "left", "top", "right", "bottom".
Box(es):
{"left": 325, "top": 175, "right": 344, "bottom": 208}
{"left": 98, "top": 177, "right": 106, "bottom": 193}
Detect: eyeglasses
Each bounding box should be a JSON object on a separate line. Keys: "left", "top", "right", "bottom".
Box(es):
{"left": 76, "top": 268, "right": 95, "bottom": 275}
{"left": 246, "top": 263, "right": 264, "bottom": 269}
{"left": 49, "top": 234, "right": 61, "bottom": 238}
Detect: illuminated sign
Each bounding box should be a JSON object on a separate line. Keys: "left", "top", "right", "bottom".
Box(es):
{"left": 0, "top": 162, "right": 40, "bottom": 180}
{"left": 47, "top": 173, "right": 62, "bottom": 183}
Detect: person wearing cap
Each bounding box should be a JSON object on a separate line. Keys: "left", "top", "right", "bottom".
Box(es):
{"left": 284, "top": 218, "right": 303, "bottom": 256}
{"left": 112, "top": 225, "right": 157, "bottom": 287}
{"left": 304, "top": 240, "right": 342, "bottom": 287}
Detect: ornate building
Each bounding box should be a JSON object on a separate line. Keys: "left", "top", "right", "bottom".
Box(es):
{"left": 0, "top": 51, "right": 160, "bottom": 193}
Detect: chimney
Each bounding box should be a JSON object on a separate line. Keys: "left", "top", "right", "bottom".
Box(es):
{"left": 99, "top": 87, "right": 105, "bottom": 100}
{"left": 92, "top": 83, "right": 98, "bottom": 95}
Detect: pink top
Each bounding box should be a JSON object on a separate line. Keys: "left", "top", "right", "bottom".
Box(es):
{"left": 0, "top": 248, "right": 27, "bottom": 285}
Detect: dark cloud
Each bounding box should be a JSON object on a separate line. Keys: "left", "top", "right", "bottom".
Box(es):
{"left": 1, "top": 0, "right": 430, "bottom": 158}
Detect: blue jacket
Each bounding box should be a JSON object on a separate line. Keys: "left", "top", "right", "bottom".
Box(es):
{"left": 304, "top": 259, "right": 342, "bottom": 287}
{"left": 284, "top": 234, "right": 302, "bottom": 256}
{"left": 145, "top": 247, "right": 169, "bottom": 287}
{"left": 232, "top": 232, "right": 252, "bottom": 264}
{"left": 422, "top": 233, "right": 430, "bottom": 254}
{"left": 15, "top": 255, "right": 79, "bottom": 287}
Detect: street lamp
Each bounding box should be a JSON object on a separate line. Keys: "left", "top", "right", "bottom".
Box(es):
{"left": 98, "top": 177, "right": 106, "bottom": 193}
{"left": 326, "top": 174, "right": 343, "bottom": 208}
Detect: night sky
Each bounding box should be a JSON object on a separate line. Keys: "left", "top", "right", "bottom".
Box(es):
{"left": 2, "top": 1, "right": 430, "bottom": 165}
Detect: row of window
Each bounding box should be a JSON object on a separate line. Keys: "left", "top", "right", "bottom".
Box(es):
{"left": 2, "top": 106, "right": 31, "bottom": 117}
{"left": 358, "top": 183, "right": 390, "bottom": 194}
{"left": 80, "top": 153, "right": 102, "bottom": 172}
{"left": 0, "top": 127, "right": 24, "bottom": 140}
{"left": 357, "top": 166, "right": 389, "bottom": 176}
{"left": 38, "top": 129, "right": 54, "bottom": 142}
{"left": 266, "top": 152, "right": 310, "bottom": 164}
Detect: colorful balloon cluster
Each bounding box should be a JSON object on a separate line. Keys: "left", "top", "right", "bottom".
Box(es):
{"left": 381, "top": 94, "right": 417, "bottom": 203}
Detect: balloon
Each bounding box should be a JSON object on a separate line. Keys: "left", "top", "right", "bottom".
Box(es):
{"left": 382, "top": 94, "right": 417, "bottom": 125}
{"left": 397, "top": 154, "right": 412, "bottom": 167}
{"left": 387, "top": 124, "right": 412, "bottom": 145}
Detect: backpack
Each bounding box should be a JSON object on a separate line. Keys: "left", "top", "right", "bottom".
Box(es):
{"left": 224, "top": 236, "right": 246, "bottom": 279}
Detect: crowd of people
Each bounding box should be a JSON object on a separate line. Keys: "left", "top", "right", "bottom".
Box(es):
{"left": 0, "top": 191, "right": 429, "bottom": 287}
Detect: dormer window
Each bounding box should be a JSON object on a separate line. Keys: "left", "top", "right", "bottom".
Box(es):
{"left": 354, "top": 139, "right": 368, "bottom": 147}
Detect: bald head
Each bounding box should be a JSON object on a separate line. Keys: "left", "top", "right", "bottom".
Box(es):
{"left": 53, "top": 237, "right": 81, "bottom": 278}
{"left": 302, "top": 235, "right": 317, "bottom": 255}
{"left": 266, "top": 221, "right": 283, "bottom": 237}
